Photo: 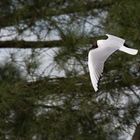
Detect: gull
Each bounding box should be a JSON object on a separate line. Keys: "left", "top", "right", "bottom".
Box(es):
{"left": 88, "top": 34, "right": 138, "bottom": 92}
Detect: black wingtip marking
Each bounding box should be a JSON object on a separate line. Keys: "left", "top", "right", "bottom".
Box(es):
{"left": 96, "top": 73, "right": 103, "bottom": 92}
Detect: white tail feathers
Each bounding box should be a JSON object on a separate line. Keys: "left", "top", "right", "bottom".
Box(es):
{"left": 119, "top": 46, "right": 138, "bottom": 55}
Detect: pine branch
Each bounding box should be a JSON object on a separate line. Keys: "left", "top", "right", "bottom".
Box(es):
{"left": 0, "top": 37, "right": 98, "bottom": 48}
{"left": 0, "top": 40, "right": 62, "bottom": 48}
{"left": 27, "top": 75, "right": 140, "bottom": 92}
{"left": 36, "top": 104, "right": 64, "bottom": 111}
{"left": 0, "top": 1, "right": 113, "bottom": 28}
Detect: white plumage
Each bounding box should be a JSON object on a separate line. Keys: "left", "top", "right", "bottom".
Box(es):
{"left": 88, "top": 34, "right": 138, "bottom": 92}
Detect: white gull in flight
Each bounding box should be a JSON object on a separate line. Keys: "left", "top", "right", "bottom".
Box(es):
{"left": 88, "top": 34, "right": 138, "bottom": 92}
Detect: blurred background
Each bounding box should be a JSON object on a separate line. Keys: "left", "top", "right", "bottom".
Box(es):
{"left": 0, "top": 0, "right": 140, "bottom": 140}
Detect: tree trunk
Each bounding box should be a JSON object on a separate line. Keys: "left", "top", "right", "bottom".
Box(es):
{"left": 132, "top": 123, "right": 140, "bottom": 140}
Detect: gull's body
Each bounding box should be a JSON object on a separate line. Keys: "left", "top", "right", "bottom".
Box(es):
{"left": 88, "top": 34, "right": 138, "bottom": 92}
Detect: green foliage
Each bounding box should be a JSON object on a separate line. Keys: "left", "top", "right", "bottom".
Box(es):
{"left": 105, "top": 0, "right": 140, "bottom": 46}
{"left": 0, "top": 0, "right": 140, "bottom": 140}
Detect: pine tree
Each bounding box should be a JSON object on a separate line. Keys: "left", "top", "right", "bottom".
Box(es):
{"left": 0, "top": 0, "right": 139, "bottom": 139}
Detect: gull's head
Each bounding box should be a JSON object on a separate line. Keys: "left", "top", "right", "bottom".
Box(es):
{"left": 89, "top": 41, "right": 98, "bottom": 51}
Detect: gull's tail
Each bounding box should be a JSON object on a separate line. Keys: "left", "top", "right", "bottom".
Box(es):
{"left": 119, "top": 46, "right": 138, "bottom": 55}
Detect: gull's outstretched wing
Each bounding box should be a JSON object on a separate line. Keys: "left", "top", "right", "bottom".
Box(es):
{"left": 88, "top": 34, "right": 138, "bottom": 92}
{"left": 88, "top": 47, "right": 118, "bottom": 92}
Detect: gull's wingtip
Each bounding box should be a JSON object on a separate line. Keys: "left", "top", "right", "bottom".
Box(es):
{"left": 128, "top": 48, "right": 138, "bottom": 55}
{"left": 128, "top": 49, "right": 138, "bottom": 55}
{"left": 119, "top": 46, "right": 138, "bottom": 55}
{"left": 93, "top": 86, "right": 98, "bottom": 92}
{"left": 134, "top": 49, "right": 138, "bottom": 55}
